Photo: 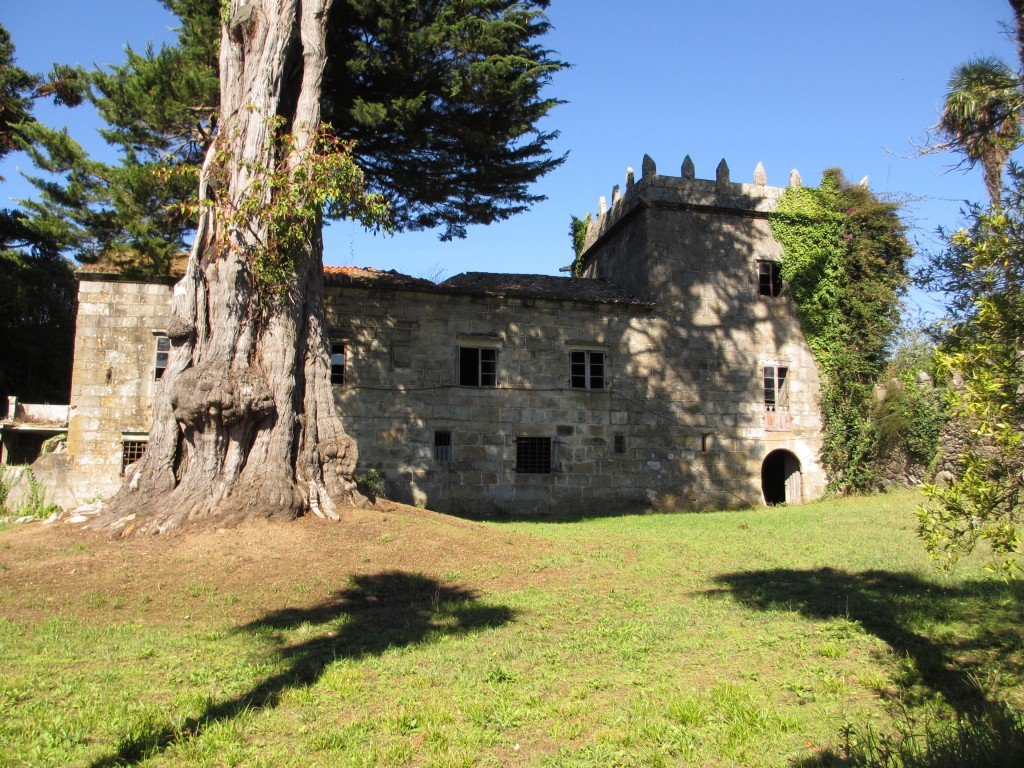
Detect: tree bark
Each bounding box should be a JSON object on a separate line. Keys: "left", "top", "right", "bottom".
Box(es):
{"left": 93, "top": 0, "right": 362, "bottom": 536}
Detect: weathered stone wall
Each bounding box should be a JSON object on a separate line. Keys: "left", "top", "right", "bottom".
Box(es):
{"left": 62, "top": 158, "right": 826, "bottom": 514}
{"left": 328, "top": 288, "right": 666, "bottom": 515}
{"left": 65, "top": 277, "right": 174, "bottom": 500}
{"left": 580, "top": 161, "right": 825, "bottom": 505}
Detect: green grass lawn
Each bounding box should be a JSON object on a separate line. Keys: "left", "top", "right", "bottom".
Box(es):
{"left": 0, "top": 489, "right": 1021, "bottom": 767}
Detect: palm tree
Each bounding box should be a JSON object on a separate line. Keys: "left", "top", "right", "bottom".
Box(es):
{"left": 939, "top": 57, "right": 1023, "bottom": 206}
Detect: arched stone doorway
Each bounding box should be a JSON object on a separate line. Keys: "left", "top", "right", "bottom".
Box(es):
{"left": 761, "top": 449, "right": 802, "bottom": 505}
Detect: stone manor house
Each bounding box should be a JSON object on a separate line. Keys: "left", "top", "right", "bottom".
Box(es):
{"left": 3, "top": 155, "right": 825, "bottom": 515}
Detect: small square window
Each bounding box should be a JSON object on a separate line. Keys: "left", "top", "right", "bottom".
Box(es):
{"left": 763, "top": 366, "right": 790, "bottom": 412}
{"left": 154, "top": 335, "right": 170, "bottom": 380}
{"left": 459, "top": 347, "right": 497, "bottom": 387}
{"left": 516, "top": 436, "right": 552, "bottom": 474}
{"left": 122, "top": 439, "right": 147, "bottom": 474}
{"left": 434, "top": 430, "right": 452, "bottom": 463}
{"left": 570, "top": 350, "right": 605, "bottom": 389}
{"left": 330, "top": 343, "right": 346, "bottom": 385}
{"left": 613, "top": 434, "right": 626, "bottom": 454}
{"left": 758, "top": 261, "right": 782, "bottom": 297}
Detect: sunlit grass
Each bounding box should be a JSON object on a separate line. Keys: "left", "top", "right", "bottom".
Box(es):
{"left": 0, "top": 489, "right": 1020, "bottom": 766}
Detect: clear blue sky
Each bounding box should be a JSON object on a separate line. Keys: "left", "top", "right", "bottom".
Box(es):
{"left": 2, "top": 1, "right": 1019, "bottom": 319}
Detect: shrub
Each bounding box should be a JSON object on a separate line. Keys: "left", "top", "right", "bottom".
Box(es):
{"left": 843, "top": 705, "right": 1024, "bottom": 767}
{"left": 355, "top": 468, "right": 386, "bottom": 500}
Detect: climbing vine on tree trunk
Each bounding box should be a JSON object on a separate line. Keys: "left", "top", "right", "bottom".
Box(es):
{"left": 93, "top": 0, "right": 386, "bottom": 536}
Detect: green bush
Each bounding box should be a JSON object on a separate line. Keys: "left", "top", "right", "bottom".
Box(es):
{"left": 0, "top": 466, "right": 10, "bottom": 510}
{"left": 11, "top": 467, "right": 61, "bottom": 519}
{"left": 355, "top": 468, "right": 386, "bottom": 500}
{"left": 843, "top": 704, "right": 1024, "bottom": 767}
{"left": 873, "top": 373, "right": 945, "bottom": 467}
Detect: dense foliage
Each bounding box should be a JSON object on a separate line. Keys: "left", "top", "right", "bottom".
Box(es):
{"left": 24, "top": 0, "right": 566, "bottom": 274}
{"left": 568, "top": 213, "right": 590, "bottom": 277}
{"left": 769, "top": 170, "right": 912, "bottom": 492}
{"left": 914, "top": 1, "right": 1024, "bottom": 576}
{"left": 919, "top": 173, "right": 1024, "bottom": 576}
{"left": 872, "top": 336, "right": 946, "bottom": 470}
{"left": 0, "top": 25, "right": 76, "bottom": 409}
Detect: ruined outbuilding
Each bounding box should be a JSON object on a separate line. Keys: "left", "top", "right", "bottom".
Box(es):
{"left": 35, "top": 156, "right": 826, "bottom": 515}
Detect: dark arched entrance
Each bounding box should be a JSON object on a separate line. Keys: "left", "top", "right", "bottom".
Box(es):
{"left": 761, "top": 450, "right": 802, "bottom": 505}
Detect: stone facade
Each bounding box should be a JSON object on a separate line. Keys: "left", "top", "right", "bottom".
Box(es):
{"left": 65, "top": 278, "right": 175, "bottom": 500}
{"left": 61, "top": 157, "right": 825, "bottom": 514}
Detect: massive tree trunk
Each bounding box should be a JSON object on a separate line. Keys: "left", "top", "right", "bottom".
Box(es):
{"left": 94, "top": 0, "right": 362, "bottom": 536}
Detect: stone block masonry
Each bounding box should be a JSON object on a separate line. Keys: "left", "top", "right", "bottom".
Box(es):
{"left": 62, "top": 153, "right": 826, "bottom": 515}
{"left": 66, "top": 276, "right": 174, "bottom": 500}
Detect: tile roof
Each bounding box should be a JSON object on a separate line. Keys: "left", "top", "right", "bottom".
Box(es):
{"left": 79, "top": 262, "right": 649, "bottom": 307}
{"left": 439, "top": 272, "right": 646, "bottom": 305}
{"left": 322, "top": 265, "right": 436, "bottom": 290}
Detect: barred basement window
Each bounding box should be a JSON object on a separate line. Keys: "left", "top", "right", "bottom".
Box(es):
{"left": 122, "top": 440, "right": 147, "bottom": 474}
{"left": 758, "top": 260, "right": 782, "bottom": 297}
{"left": 763, "top": 366, "right": 790, "bottom": 412}
{"left": 330, "top": 343, "right": 346, "bottom": 385}
{"left": 516, "top": 436, "right": 552, "bottom": 474}
{"left": 154, "top": 335, "right": 170, "bottom": 380}
{"left": 434, "top": 430, "right": 452, "bottom": 463}
{"left": 570, "top": 350, "right": 605, "bottom": 389}
{"left": 459, "top": 347, "right": 497, "bottom": 387}
{"left": 613, "top": 434, "right": 626, "bottom": 454}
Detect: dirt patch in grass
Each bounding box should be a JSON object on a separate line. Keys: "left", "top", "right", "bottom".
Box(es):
{"left": 0, "top": 500, "right": 553, "bottom": 625}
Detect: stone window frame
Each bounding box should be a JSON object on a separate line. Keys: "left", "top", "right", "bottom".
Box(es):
{"left": 433, "top": 429, "right": 453, "bottom": 463}
{"left": 121, "top": 436, "right": 148, "bottom": 475}
{"left": 515, "top": 435, "right": 553, "bottom": 474}
{"left": 330, "top": 342, "right": 347, "bottom": 385}
{"left": 757, "top": 260, "right": 783, "bottom": 298}
{"left": 762, "top": 363, "right": 790, "bottom": 413}
{"left": 457, "top": 336, "right": 502, "bottom": 388}
{"left": 569, "top": 349, "right": 606, "bottom": 390}
{"left": 153, "top": 333, "right": 170, "bottom": 380}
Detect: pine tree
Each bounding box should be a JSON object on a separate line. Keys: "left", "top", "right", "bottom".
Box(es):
{"left": 0, "top": 25, "right": 77, "bottom": 410}
{"left": 28, "top": 0, "right": 565, "bottom": 272}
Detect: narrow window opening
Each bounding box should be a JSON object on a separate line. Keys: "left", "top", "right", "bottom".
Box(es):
{"left": 613, "top": 434, "right": 626, "bottom": 454}
{"left": 763, "top": 366, "right": 790, "bottom": 412}
{"left": 154, "top": 335, "right": 170, "bottom": 380}
{"left": 459, "top": 347, "right": 497, "bottom": 387}
{"left": 330, "top": 343, "right": 346, "bottom": 385}
{"left": 570, "top": 350, "right": 605, "bottom": 389}
{"left": 434, "top": 430, "right": 452, "bottom": 463}
{"left": 516, "top": 436, "right": 552, "bottom": 474}
{"left": 702, "top": 433, "right": 713, "bottom": 453}
{"left": 122, "top": 440, "right": 147, "bottom": 474}
{"left": 757, "top": 261, "right": 782, "bottom": 297}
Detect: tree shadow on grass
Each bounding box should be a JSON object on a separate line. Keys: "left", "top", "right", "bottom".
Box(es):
{"left": 710, "top": 568, "right": 1024, "bottom": 767}
{"left": 90, "top": 571, "right": 516, "bottom": 766}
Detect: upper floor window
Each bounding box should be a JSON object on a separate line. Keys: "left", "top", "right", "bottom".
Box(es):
{"left": 459, "top": 347, "right": 497, "bottom": 387}
{"left": 758, "top": 260, "right": 782, "bottom": 297}
{"left": 330, "top": 343, "right": 346, "bottom": 385}
{"left": 570, "top": 350, "right": 605, "bottom": 389}
{"left": 154, "top": 335, "right": 170, "bottom": 380}
{"left": 763, "top": 365, "right": 790, "bottom": 412}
